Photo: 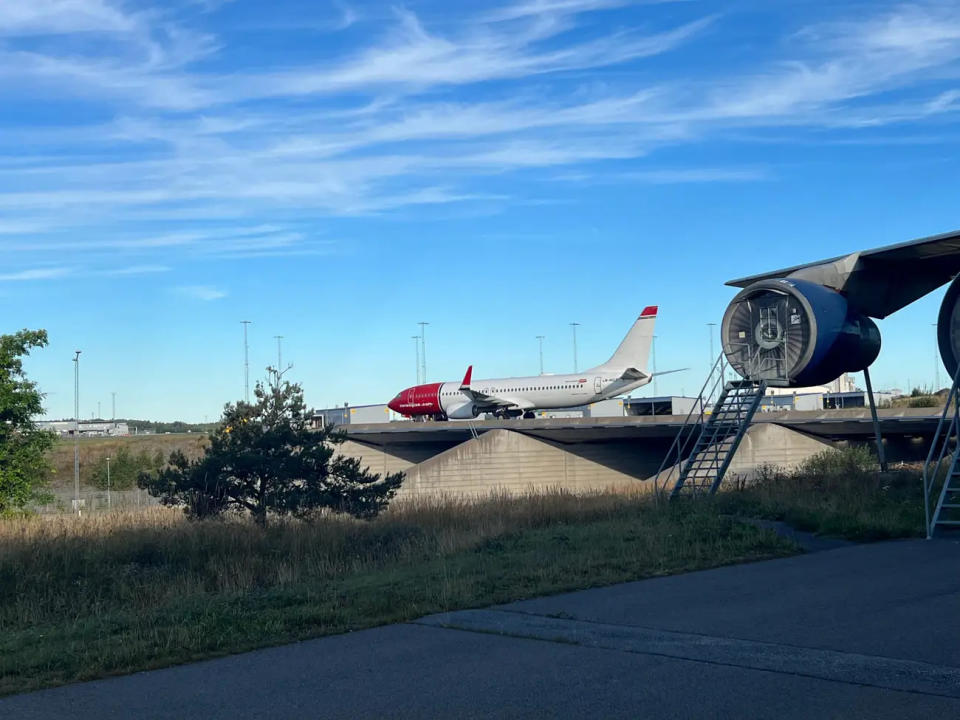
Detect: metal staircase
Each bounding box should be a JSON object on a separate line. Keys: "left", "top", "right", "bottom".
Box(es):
{"left": 921, "top": 365, "right": 960, "bottom": 538}
{"left": 656, "top": 353, "right": 766, "bottom": 499}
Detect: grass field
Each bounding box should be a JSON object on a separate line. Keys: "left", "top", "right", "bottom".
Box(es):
{"left": 0, "top": 490, "right": 798, "bottom": 696}
{"left": 714, "top": 447, "right": 925, "bottom": 540}
{"left": 2, "top": 445, "right": 928, "bottom": 696}
{"left": 46, "top": 433, "right": 206, "bottom": 489}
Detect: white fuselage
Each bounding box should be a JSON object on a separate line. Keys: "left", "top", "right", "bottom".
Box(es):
{"left": 438, "top": 371, "right": 650, "bottom": 418}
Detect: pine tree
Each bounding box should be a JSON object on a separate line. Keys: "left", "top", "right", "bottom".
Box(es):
{"left": 140, "top": 370, "right": 403, "bottom": 525}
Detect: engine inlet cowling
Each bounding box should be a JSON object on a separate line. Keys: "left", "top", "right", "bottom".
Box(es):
{"left": 938, "top": 275, "right": 960, "bottom": 384}
{"left": 721, "top": 278, "right": 880, "bottom": 388}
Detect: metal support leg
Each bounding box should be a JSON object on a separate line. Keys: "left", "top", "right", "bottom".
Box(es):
{"left": 864, "top": 367, "right": 888, "bottom": 472}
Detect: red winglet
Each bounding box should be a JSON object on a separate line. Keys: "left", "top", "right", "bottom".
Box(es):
{"left": 641, "top": 306, "right": 658, "bottom": 318}
{"left": 460, "top": 365, "right": 473, "bottom": 388}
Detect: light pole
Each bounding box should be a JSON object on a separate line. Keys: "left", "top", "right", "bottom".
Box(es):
{"left": 707, "top": 322, "right": 717, "bottom": 366}
{"left": 106, "top": 456, "right": 111, "bottom": 510}
{"left": 73, "top": 350, "right": 81, "bottom": 516}
{"left": 274, "top": 335, "right": 284, "bottom": 372}
{"left": 418, "top": 322, "right": 429, "bottom": 382}
{"left": 241, "top": 321, "right": 251, "bottom": 403}
{"left": 570, "top": 323, "right": 581, "bottom": 373}
{"left": 652, "top": 335, "right": 659, "bottom": 397}
{"left": 111, "top": 391, "right": 116, "bottom": 421}
{"left": 97, "top": 401, "right": 101, "bottom": 420}
{"left": 412, "top": 336, "right": 421, "bottom": 384}
{"left": 536, "top": 335, "right": 545, "bottom": 375}
{"left": 933, "top": 323, "right": 941, "bottom": 392}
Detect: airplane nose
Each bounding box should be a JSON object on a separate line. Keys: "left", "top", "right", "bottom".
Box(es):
{"left": 387, "top": 392, "right": 404, "bottom": 413}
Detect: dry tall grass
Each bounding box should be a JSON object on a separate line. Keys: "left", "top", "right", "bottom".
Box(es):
{"left": 0, "top": 488, "right": 796, "bottom": 695}
{"left": 0, "top": 488, "right": 646, "bottom": 628}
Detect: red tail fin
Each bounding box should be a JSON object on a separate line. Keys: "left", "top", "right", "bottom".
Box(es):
{"left": 460, "top": 365, "right": 473, "bottom": 388}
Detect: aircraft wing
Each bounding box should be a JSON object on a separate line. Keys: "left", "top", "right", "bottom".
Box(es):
{"left": 725, "top": 228, "right": 960, "bottom": 318}
{"left": 460, "top": 387, "right": 516, "bottom": 407}
{"left": 457, "top": 366, "right": 533, "bottom": 409}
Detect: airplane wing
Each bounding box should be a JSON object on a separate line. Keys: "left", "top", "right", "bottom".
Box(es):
{"left": 725, "top": 228, "right": 960, "bottom": 318}
{"left": 619, "top": 367, "right": 686, "bottom": 381}
{"left": 458, "top": 366, "right": 533, "bottom": 409}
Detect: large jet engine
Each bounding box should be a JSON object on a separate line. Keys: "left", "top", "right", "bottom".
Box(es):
{"left": 722, "top": 230, "right": 960, "bottom": 388}
{"left": 937, "top": 275, "right": 960, "bottom": 382}
{"left": 722, "top": 278, "right": 881, "bottom": 387}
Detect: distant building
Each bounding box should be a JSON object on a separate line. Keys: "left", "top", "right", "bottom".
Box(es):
{"left": 623, "top": 396, "right": 702, "bottom": 417}
{"left": 310, "top": 404, "right": 393, "bottom": 428}
{"left": 37, "top": 420, "right": 130, "bottom": 437}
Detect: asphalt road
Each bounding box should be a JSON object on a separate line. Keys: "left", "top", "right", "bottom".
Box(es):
{"left": 3, "top": 539, "right": 959, "bottom": 719}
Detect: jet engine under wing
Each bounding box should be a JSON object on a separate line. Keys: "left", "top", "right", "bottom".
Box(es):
{"left": 725, "top": 228, "right": 960, "bottom": 319}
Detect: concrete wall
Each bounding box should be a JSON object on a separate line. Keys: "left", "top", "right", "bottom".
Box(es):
{"left": 654, "top": 423, "right": 835, "bottom": 489}
{"left": 337, "top": 439, "right": 421, "bottom": 478}
{"left": 338, "top": 424, "right": 835, "bottom": 499}
{"left": 726, "top": 423, "right": 834, "bottom": 479}
{"left": 396, "top": 430, "right": 656, "bottom": 498}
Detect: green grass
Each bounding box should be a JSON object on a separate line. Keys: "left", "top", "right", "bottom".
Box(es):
{"left": 0, "top": 491, "right": 797, "bottom": 695}
{"left": 714, "top": 446, "right": 925, "bottom": 541}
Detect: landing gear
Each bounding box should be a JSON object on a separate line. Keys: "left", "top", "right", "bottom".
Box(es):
{"left": 523, "top": 411, "right": 536, "bottom": 419}
{"left": 493, "top": 409, "right": 524, "bottom": 420}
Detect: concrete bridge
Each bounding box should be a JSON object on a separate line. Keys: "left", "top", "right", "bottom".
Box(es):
{"left": 335, "top": 408, "right": 938, "bottom": 498}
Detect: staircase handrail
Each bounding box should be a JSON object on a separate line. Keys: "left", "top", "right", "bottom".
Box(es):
{"left": 922, "top": 362, "right": 960, "bottom": 538}
{"left": 654, "top": 351, "right": 728, "bottom": 495}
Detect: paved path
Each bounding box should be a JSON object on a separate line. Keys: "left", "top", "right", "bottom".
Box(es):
{"left": 3, "top": 539, "right": 959, "bottom": 719}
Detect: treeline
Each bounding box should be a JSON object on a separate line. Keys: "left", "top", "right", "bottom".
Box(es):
{"left": 117, "top": 419, "right": 218, "bottom": 434}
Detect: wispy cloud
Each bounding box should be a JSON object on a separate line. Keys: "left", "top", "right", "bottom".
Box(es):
{"left": 0, "top": 267, "right": 74, "bottom": 281}
{"left": 173, "top": 285, "right": 227, "bottom": 301}
{"left": 99, "top": 264, "right": 171, "bottom": 276}
{"left": 1, "top": 1, "right": 959, "bottom": 278}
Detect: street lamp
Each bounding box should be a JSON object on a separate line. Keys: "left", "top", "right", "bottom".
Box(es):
{"left": 707, "top": 322, "right": 717, "bottom": 366}
{"left": 412, "top": 336, "right": 421, "bottom": 384}
{"left": 106, "top": 456, "right": 111, "bottom": 510}
{"left": 570, "top": 323, "right": 581, "bottom": 373}
{"left": 73, "top": 350, "right": 81, "bottom": 517}
{"left": 418, "top": 322, "right": 429, "bottom": 382}
{"left": 652, "top": 336, "right": 658, "bottom": 396}
{"left": 241, "top": 320, "right": 252, "bottom": 403}
{"left": 536, "top": 336, "right": 545, "bottom": 375}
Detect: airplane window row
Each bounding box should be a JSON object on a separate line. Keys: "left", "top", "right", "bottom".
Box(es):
{"left": 439, "top": 383, "right": 595, "bottom": 397}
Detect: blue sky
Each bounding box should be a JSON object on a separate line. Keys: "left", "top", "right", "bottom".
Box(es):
{"left": 4, "top": 0, "right": 960, "bottom": 421}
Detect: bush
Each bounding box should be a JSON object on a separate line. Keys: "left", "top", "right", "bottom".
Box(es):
{"left": 716, "top": 446, "right": 924, "bottom": 540}
{"left": 89, "top": 448, "right": 163, "bottom": 490}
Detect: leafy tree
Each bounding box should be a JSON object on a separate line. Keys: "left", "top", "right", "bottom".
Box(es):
{"left": 91, "top": 447, "right": 164, "bottom": 490}
{"left": 140, "top": 371, "right": 403, "bottom": 525}
{"left": 0, "top": 329, "right": 54, "bottom": 513}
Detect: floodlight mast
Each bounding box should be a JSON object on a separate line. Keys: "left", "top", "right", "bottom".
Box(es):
{"left": 570, "top": 323, "right": 580, "bottom": 373}
{"left": 241, "top": 321, "right": 251, "bottom": 403}
{"left": 73, "top": 350, "right": 81, "bottom": 516}
{"left": 412, "top": 336, "right": 421, "bottom": 384}
{"left": 418, "top": 322, "right": 429, "bottom": 382}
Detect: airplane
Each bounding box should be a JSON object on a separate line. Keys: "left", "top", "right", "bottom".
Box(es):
{"left": 388, "top": 307, "right": 680, "bottom": 421}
